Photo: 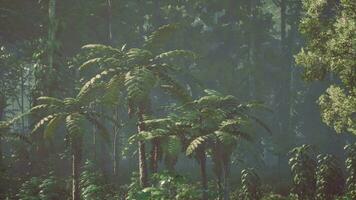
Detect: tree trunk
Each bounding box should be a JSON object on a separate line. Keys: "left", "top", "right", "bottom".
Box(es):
{"left": 107, "top": 0, "right": 113, "bottom": 44}
{"left": 113, "top": 106, "right": 120, "bottom": 177}
{"left": 198, "top": 147, "right": 208, "bottom": 200}
{"left": 72, "top": 137, "right": 82, "bottom": 200}
{"left": 48, "top": 0, "right": 57, "bottom": 70}
{"left": 222, "top": 161, "right": 230, "bottom": 200}
{"left": 150, "top": 138, "right": 159, "bottom": 173}
{"left": 0, "top": 96, "right": 5, "bottom": 169}
{"left": 137, "top": 107, "right": 148, "bottom": 187}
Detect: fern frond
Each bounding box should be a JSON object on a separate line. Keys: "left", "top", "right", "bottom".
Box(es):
{"left": 144, "top": 24, "right": 179, "bottom": 50}
{"left": 101, "top": 74, "right": 124, "bottom": 105}
{"left": 214, "top": 130, "right": 236, "bottom": 146}
{"left": 158, "top": 72, "right": 191, "bottom": 103}
{"left": 155, "top": 50, "right": 195, "bottom": 60}
{"left": 37, "top": 96, "right": 64, "bottom": 106}
{"left": 166, "top": 136, "right": 182, "bottom": 156}
{"left": 32, "top": 114, "right": 60, "bottom": 134}
{"left": 79, "top": 57, "right": 103, "bottom": 71}
{"left": 77, "top": 68, "right": 118, "bottom": 101}
{"left": 65, "top": 113, "right": 85, "bottom": 139}
{"left": 126, "top": 48, "right": 153, "bottom": 64}
{"left": 81, "top": 44, "right": 121, "bottom": 54}
{"left": 44, "top": 115, "right": 64, "bottom": 139}
{"left": 125, "top": 68, "right": 156, "bottom": 104}
{"left": 186, "top": 135, "right": 210, "bottom": 156}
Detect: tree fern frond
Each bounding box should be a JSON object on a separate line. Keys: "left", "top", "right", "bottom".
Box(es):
{"left": 101, "top": 74, "right": 124, "bottom": 105}
{"left": 81, "top": 44, "right": 121, "bottom": 54}
{"left": 214, "top": 130, "right": 236, "bottom": 146}
{"left": 37, "top": 96, "right": 64, "bottom": 106}
{"left": 126, "top": 48, "right": 153, "bottom": 64}
{"left": 125, "top": 68, "right": 156, "bottom": 104}
{"left": 44, "top": 115, "right": 64, "bottom": 139}
{"left": 248, "top": 115, "right": 272, "bottom": 135}
{"left": 79, "top": 57, "right": 103, "bottom": 71}
{"left": 77, "top": 68, "right": 118, "bottom": 101}
{"left": 144, "top": 24, "right": 179, "bottom": 50}
{"left": 166, "top": 135, "right": 182, "bottom": 156}
{"left": 155, "top": 50, "right": 195, "bottom": 61}
{"left": 158, "top": 73, "right": 191, "bottom": 103}
{"left": 186, "top": 135, "right": 210, "bottom": 156}
{"left": 32, "top": 114, "right": 59, "bottom": 134}
{"left": 65, "top": 113, "right": 85, "bottom": 139}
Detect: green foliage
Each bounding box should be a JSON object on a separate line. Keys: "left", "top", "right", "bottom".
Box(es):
{"left": 345, "top": 143, "right": 356, "bottom": 199}
{"left": 295, "top": 0, "right": 356, "bottom": 135}
{"left": 80, "top": 160, "right": 106, "bottom": 200}
{"left": 17, "top": 174, "right": 68, "bottom": 200}
{"left": 288, "top": 145, "right": 316, "bottom": 200}
{"left": 126, "top": 171, "right": 201, "bottom": 200}
{"left": 315, "top": 154, "right": 345, "bottom": 200}
{"left": 239, "top": 168, "right": 263, "bottom": 200}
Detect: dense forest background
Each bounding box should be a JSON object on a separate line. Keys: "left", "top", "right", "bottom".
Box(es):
{"left": 0, "top": 0, "right": 355, "bottom": 199}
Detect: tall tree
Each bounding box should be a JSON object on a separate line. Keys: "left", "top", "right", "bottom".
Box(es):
{"left": 295, "top": 0, "right": 356, "bottom": 135}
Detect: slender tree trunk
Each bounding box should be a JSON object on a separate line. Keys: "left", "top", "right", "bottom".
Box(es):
{"left": 222, "top": 161, "right": 230, "bottom": 200}
{"left": 248, "top": 0, "right": 257, "bottom": 98}
{"left": 113, "top": 106, "right": 120, "bottom": 177}
{"left": 48, "top": 0, "right": 56, "bottom": 70}
{"left": 150, "top": 138, "right": 159, "bottom": 173}
{"left": 72, "top": 137, "right": 82, "bottom": 200}
{"left": 281, "top": 0, "right": 286, "bottom": 50}
{"left": 0, "top": 96, "right": 5, "bottom": 169}
{"left": 107, "top": 0, "right": 113, "bottom": 44}
{"left": 137, "top": 107, "right": 148, "bottom": 187}
{"left": 198, "top": 147, "right": 208, "bottom": 200}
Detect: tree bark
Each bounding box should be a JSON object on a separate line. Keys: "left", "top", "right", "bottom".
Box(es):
{"left": 137, "top": 107, "right": 148, "bottom": 187}
{"left": 72, "top": 137, "right": 82, "bottom": 200}
{"left": 48, "top": 0, "right": 57, "bottom": 70}
{"left": 198, "top": 146, "right": 208, "bottom": 200}
{"left": 150, "top": 138, "right": 159, "bottom": 173}
{"left": 222, "top": 160, "right": 230, "bottom": 200}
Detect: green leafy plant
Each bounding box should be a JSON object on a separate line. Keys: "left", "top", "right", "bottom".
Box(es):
{"left": 316, "top": 154, "right": 345, "bottom": 200}
{"left": 80, "top": 160, "right": 106, "bottom": 200}
{"left": 17, "top": 174, "right": 67, "bottom": 200}
{"left": 239, "top": 168, "right": 262, "bottom": 200}
{"left": 288, "top": 144, "right": 316, "bottom": 200}
{"left": 79, "top": 24, "right": 195, "bottom": 187}
{"left": 126, "top": 171, "right": 201, "bottom": 200}
{"left": 344, "top": 143, "right": 356, "bottom": 199}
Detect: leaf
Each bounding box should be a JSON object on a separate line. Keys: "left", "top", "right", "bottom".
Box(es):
{"left": 44, "top": 115, "right": 64, "bottom": 139}
{"left": 144, "top": 24, "right": 179, "bottom": 50}
{"left": 186, "top": 135, "right": 210, "bottom": 156}
{"left": 65, "top": 113, "right": 85, "bottom": 139}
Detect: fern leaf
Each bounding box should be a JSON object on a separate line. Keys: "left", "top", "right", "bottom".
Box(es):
{"left": 32, "top": 114, "right": 58, "bottom": 134}
{"left": 186, "top": 135, "right": 210, "bottom": 156}
{"left": 166, "top": 136, "right": 182, "bottom": 156}
{"left": 37, "top": 96, "right": 64, "bottom": 106}
{"left": 144, "top": 24, "right": 179, "bottom": 50}
{"left": 155, "top": 50, "right": 195, "bottom": 60}
{"left": 44, "top": 115, "right": 64, "bottom": 139}
{"left": 65, "top": 113, "right": 85, "bottom": 139}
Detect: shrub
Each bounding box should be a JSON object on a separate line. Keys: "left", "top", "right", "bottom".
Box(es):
{"left": 17, "top": 174, "right": 67, "bottom": 200}
{"left": 288, "top": 145, "right": 316, "bottom": 200}
{"left": 344, "top": 143, "right": 356, "bottom": 199}
{"left": 316, "top": 154, "right": 345, "bottom": 200}
{"left": 126, "top": 171, "right": 201, "bottom": 200}
{"left": 239, "top": 168, "right": 262, "bottom": 200}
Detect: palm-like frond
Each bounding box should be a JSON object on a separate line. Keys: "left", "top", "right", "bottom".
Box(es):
{"left": 144, "top": 24, "right": 179, "bottom": 50}
{"left": 186, "top": 135, "right": 211, "bottom": 156}
{"left": 65, "top": 113, "right": 85, "bottom": 139}
{"left": 44, "top": 115, "right": 65, "bottom": 139}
